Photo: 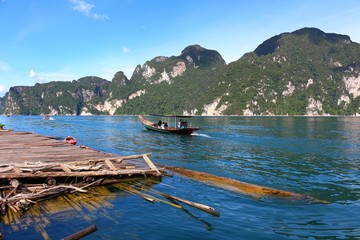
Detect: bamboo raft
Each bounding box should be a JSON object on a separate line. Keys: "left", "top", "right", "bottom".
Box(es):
{"left": 0, "top": 131, "right": 163, "bottom": 216}
{"left": 0, "top": 130, "right": 219, "bottom": 237}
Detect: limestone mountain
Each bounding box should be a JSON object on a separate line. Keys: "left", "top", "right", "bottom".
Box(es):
{"left": 1, "top": 27, "right": 360, "bottom": 116}
{"left": 1, "top": 76, "right": 110, "bottom": 115}
{"left": 179, "top": 44, "right": 226, "bottom": 67}
{"left": 220, "top": 27, "right": 360, "bottom": 115}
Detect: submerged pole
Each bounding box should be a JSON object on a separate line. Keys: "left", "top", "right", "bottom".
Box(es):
{"left": 62, "top": 224, "right": 97, "bottom": 240}
{"left": 164, "top": 166, "right": 317, "bottom": 201}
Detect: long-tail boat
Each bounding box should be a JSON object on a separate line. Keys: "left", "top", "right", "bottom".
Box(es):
{"left": 138, "top": 115, "right": 200, "bottom": 135}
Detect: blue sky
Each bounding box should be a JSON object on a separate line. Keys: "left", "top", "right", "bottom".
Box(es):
{"left": 1, "top": 0, "right": 360, "bottom": 96}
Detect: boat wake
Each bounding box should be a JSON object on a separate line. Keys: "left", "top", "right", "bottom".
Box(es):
{"left": 191, "top": 132, "right": 211, "bottom": 138}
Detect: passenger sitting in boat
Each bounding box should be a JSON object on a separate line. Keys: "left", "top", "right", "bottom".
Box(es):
{"left": 178, "top": 119, "right": 187, "bottom": 129}
{"left": 164, "top": 122, "right": 168, "bottom": 128}
{"left": 158, "top": 120, "right": 162, "bottom": 128}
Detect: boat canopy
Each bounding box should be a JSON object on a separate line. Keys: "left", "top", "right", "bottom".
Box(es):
{"left": 149, "top": 114, "right": 194, "bottom": 118}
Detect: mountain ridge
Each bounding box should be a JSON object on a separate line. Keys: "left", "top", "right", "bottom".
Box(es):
{"left": 1, "top": 27, "right": 360, "bottom": 116}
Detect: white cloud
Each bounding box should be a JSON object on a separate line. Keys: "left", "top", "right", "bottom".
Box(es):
{"left": 28, "top": 69, "right": 37, "bottom": 78}
{"left": 69, "top": 0, "right": 109, "bottom": 20}
{"left": 0, "top": 84, "right": 5, "bottom": 93}
{"left": 28, "top": 69, "right": 76, "bottom": 83}
{"left": 0, "top": 61, "right": 10, "bottom": 71}
{"left": 92, "top": 13, "right": 109, "bottom": 20}
{"left": 122, "top": 47, "right": 130, "bottom": 53}
{"left": 69, "top": 0, "right": 93, "bottom": 14}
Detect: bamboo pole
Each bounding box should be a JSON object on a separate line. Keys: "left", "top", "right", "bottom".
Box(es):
{"left": 0, "top": 169, "right": 160, "bottom": 179}
{"left": 134, "top": 182, "right": 220, "bottom": 216}
{"left": 62, "top": 224, "right": 97, "bottom": 240}
{"left": 163, "top": 195, "right": 219, "bottom": 216}
{"left": 142, "top": 154, "right": 161, "bottom": 175}
{"left": 164, "top": 166, "right": 317, "bottom": 201}
{"left": 115, "top": 183, "right": 183, "bottom": 209}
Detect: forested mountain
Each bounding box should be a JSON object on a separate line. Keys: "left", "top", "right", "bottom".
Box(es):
{"left": 1, "top": 28, "right": 360, "bottom": 116}
{"left": 1, "top": 77, "right": 110, "bottom": 115}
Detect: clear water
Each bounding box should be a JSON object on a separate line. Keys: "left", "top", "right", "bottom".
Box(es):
{"left": 0, "top": 116, "right": 359, "bottom": 239}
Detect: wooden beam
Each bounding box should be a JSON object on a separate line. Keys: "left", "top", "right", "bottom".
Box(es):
{"left": 105, "top": 159, "right": 117, "bottom": 171}
{"left": 0, "top": 169, "right": 160, "bottom": 179}
{"left": 63, "top": 224, "right": 97, "bottom": 240}
{"left": 142, "top": 154, "right": 161, "bottom": 175}
{"left": 60, "top": 164, "right": 72, "bottom": 173}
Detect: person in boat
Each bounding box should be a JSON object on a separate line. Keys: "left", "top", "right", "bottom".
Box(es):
{"left": 158, "top": 120, "right": 162, "bottom": 128}
{"left": 178, "top": 119, "right": 182, "bottom": 128}
{"left": 161, "top": 122, "right": 168, "bottom": 129}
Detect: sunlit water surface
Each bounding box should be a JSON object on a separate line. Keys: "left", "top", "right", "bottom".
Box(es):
{"left": 0, "top": 116, "right": 359, "bottom": 239}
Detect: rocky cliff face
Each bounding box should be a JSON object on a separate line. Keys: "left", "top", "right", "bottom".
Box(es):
{"left": 131, "top": 45, "right": 225, "bottom": 86}
{"left": 1, "top": 77, "right": 110, "bottom": 115}
{"left": 221, "top": 27, "right": 360, "bottom": 116}
{"left": 2, "top": 28, "right": 360, "bottom": 116}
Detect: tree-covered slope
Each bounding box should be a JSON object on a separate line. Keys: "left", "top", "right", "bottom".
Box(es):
{"left": 219, "top": 27, "right": 360, "bottom": 115}
{"left": 1, "top": 77, "right": 110, "bottom": 115}
{"left": 112, "top": 44, "right": 226, "bottom": 115}
{"left": 1, "top": 28, "right": 360, "bottom": 116}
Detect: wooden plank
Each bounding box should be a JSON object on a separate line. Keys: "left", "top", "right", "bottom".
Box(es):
{"left": 63, "top": 224, "right": 97, "bottom": 240}
{"left": 0, "top": 131, "right": 161, "bottom": 181}
{"left": 105, "top": 159, "right": 117, "bottom": 171}
{"left": 0, "top": 169, "right": 160, "bottom": 179}
{"left": 142, "top": 154, "right": 161, "bottom": 175}
{"left": 13, "top": 166, "right": 22, "bottom": 174}
{"left": 60, "top": 164, "right": 72, "bottom": 173}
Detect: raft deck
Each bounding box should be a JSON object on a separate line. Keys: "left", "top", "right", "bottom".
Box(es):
{"left": 0, "top": 131, "right": 161, "bottom": 179}
{"left": 0, "top": 130, "right": 162, "bottom": 215}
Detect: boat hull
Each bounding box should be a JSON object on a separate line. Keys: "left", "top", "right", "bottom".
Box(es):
{"left": 138, "top": 115, "right": 199, "bottom": 135}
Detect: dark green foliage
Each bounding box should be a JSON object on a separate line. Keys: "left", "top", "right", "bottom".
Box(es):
{"left": 1, "top": 77, "right": 110, "bottom": 115}
{"left": 180, "top": 44, "right": 226, "bottom": 67}
{"left": 1, "top": 28, "right": 360, "bottom": 116}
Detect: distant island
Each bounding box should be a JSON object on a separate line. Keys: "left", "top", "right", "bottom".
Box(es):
{"left": 1, "top": 27, "right": 360, "bottom": 116}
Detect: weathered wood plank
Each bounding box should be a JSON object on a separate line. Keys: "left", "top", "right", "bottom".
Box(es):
{"left": 105, "top": 159, "right": 117, "bottom": 171}
{"left": 0, "top": 131, "right": 161, "bottom": 179}
{"left": 142, "top": 154, "right": 161, "bottom": 174}
{"left": 0, "top": 169, "right": 161, "bottom": 179}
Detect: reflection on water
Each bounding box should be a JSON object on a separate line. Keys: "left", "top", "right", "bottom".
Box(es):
{"left": 1, "top": 178, "right": 161, "bottom": 239}
{"left": 1, "top": 116, "right": 360, "bottom": 239}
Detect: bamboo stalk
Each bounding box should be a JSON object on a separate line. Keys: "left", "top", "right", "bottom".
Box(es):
{"left": 7, "top": 185, "right": 87, "bottom": 202}
{"left": 142, "top": 154, "right": 161, "bottom": 175}
{"left": 116, "top": 183, "right": 183, "bottom": 209}
{"left": 105, "top": 159, "right": 117, "bottom": 171}
{"left": 62, "top": 224, "right": 97, "bottom": 240}
{"left": 134, "top": 182, "right": 219, "bottom": 216}
{"left": 0, "top": 169, "right": 160, "bottom": 179}
{"left": 70, "top": 178, "right": 104, "bottom": 193}
{"left": 5, "top": 179, "right": 20, "bottom": 200}
{"left": 164, "top": 194, "right": 219, "bottom": 216}
{"left": 115, "top": 152, "right": 152, "bottom": 162}
{"left": 164, "top": 166, "right": 315, "bottom": 201}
